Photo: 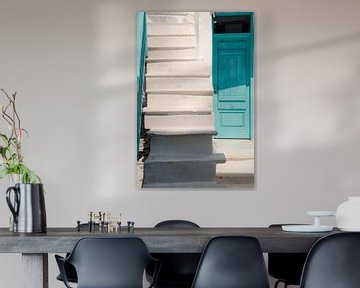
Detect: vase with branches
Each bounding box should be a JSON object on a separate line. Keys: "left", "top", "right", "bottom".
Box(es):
{"left": 0, "top": 88, "right": 40, "bottom": 184}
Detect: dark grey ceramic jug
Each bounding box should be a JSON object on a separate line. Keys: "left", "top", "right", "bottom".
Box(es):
{"left": 6, "top": 183, "right": 47, "bottom": 233}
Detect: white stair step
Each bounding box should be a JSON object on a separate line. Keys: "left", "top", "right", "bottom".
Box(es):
{"left": 147, "top": 48, "right": 198, "bottom": 62}
{"left": 146, "top": 77, "right": 212, "bottom": 91}
{"left": 213, "top": 139, "right": 254, "bottom": 160}
{"left": 147, "top": 14, "right": 195, "bottom": 24}
{"left": 148, "top": 127, "right": 217, "bottom": 136}
{"left": 147, "top": 57, "right": 198, "bottom": 63}
{"left": 147, "top": 24, "right": 195, "bottom": 36}
{"left": 143, "top": 106, "right": 211, "bottom": 115}
{"left": 148, "top": 36, "right": 196, "bottom": 50}
{"left": 146, "top": 89, "right": 212, "bottom": 95}
{"left": 147, "top": 12, "right": 193, "bottom": 16}
{"left": 145, "top": 114, "right": 214, "bottom": 130}
{"left": 147, "top": 61, "right": 210, "bottom": 77}
{"left": 218, "top": 150, "right": 254, "bottom": 161}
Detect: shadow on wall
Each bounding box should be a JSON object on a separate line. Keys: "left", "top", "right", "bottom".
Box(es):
{"left": 256, "top": 15, "right": 360, "bottom": 207}
{"left": 262, "top": 31, "right": 360, "bottom": 63}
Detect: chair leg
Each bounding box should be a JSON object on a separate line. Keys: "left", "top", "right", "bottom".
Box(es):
{"left": 274, "top": 280, "right": 289, "bottom": 288}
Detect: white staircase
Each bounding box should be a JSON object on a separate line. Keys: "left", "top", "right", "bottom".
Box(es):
{"left": 142, "top": 12, "right": 225, "bottom": 188}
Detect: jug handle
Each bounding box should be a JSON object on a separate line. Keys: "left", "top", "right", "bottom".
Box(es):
{"left": 6, "top": 186, "right": 20, "bottom": 224}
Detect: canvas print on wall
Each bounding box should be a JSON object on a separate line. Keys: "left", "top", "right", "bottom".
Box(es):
{"left": 137, "top": 12, "right": 254, "bottom": 188}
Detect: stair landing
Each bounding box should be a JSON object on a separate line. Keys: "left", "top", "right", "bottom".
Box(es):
{"left": 214, "top": 139, "right": 255, "bottom": 187}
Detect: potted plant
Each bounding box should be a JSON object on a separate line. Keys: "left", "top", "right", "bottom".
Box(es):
{"left": 0, "top": 89, "right": 40, "bottom": 183}
{"left": 0, "top": 88, "right": 46, "bottom": 233}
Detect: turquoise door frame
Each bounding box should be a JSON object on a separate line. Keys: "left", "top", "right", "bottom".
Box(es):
{"left": 137, "top": 12, "right": 147, "bottom": 156}
{"left": 212, "top": 12, "right": 254, "bottom": 139}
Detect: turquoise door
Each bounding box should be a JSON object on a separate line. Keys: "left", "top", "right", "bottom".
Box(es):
{"left": 213, "top": 13, "right": 253, "bottom": 139}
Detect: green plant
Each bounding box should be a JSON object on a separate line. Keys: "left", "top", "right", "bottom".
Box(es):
{"left": 0, "top": 88, "right": 41, "bottom": 183}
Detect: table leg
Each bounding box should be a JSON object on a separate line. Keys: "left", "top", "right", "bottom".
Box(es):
{"left": 22, "top": 253, "right": 48, "bottom": 288}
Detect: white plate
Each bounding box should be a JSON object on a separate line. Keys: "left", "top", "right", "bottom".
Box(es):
{"left": 307, "top": 211, "right": 336, "bottom": 217}
{"left": 282, "top": 225, "right": 333, "bottom": 232}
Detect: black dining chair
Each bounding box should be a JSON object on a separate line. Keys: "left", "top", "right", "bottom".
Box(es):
{"left": 56, "top": 223, "right": 99, "bottom": 284}
{"left": 300, "top": 232, "right": 360, "bottom": 288}
{"left": 147, "top": 220, "right": 201, "bottom": 288}
{"left": 55, "top": 237, "right": 161, "bottom": 288}
{"left": 268, "top": 224, "right": 308, "bottom": 288}
{"left": 191, "top": 236, "right": 270, "bottom": 288}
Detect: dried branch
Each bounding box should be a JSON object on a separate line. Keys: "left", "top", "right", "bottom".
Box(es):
{"left": 0, "top": 88, "right": 40, "bottom": 183}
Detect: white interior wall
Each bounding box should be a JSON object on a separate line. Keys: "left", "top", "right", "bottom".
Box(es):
{"left": 0, "top": 0, "right": 360, "bottom": 287}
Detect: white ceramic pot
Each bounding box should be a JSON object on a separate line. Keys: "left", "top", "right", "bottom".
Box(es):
{"left": 336, "top": 197, "right": 360, "bottom": 231}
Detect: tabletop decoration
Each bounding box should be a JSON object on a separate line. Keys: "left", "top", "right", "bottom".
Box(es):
{"left": 336, "top": 196, "right": 360, "bottom": 231}
{"left": 282, "top": 211, "right": 335, "bottom": 232}
{"left": 0, "top": 88, "right": 46, "bottom": 233}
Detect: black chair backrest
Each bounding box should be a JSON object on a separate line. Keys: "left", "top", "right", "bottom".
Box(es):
{"left": 150, "top": 220, "right": 201, "bottom": 287}
{"left": 300, "top": 232, "right": 360, "bottom": 288}
{"left": 155, "top": 220, "right": 200, "bottom": 228}
{"left": 63, "top": 237, "right": 154, "bottom": 288}
{"left": 191, "top": 236, "right": 270, "bottom": 288}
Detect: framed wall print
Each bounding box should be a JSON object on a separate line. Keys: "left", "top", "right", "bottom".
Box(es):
{"left": 137, "top": 12, "right": 254, "bottom": 188}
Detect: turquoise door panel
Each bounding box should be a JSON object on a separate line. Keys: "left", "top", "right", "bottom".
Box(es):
{"left": 213, "top": 34, "right": 252, "bottom": 139}
{"left": 212, "top": 12, "right": 254, "bottom": 139}
{"left": 218, "top": 102, "right": 247, "bottom": 110}
{"left": 221, "top": 112, "right": 246, "bottom": 127}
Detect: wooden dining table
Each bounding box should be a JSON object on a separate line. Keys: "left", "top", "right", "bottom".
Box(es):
{"left": 0, "top": 226, "right": 339, "bottom": 288}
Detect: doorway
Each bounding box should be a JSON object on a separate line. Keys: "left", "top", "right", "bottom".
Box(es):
{"left": 212, "top": 13, "right": 254, "bottom": 139}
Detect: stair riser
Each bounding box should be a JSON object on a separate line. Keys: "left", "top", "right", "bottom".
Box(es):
{"left": 146, "top": 90, "right": 212, "bottom": 95}
{"left": 147, "top": 14, "right": 195, "bottom": 25}
{"left": 147, "top": 49, "right": 198, "bottom": 62}
{"left": 147, "top": 12, "right": 191, "bottom": 15}
{"left": 145, "top": 114, "right": 214, "bottom": 130}
{"left": 143, "top": 108, "right": 211, "bottom": 115}
{"left": 146, "top": 77, "right": 211, "bottom": 91}
{"left": 148, "top": 36, "right": 196, "bottom": 49}
{"left": 147, "top": 61, "right": 210, "bottom": 76}
{"left": 143, "top": 161, "right": 217, "bottom": 184}
{"left": 147, "top": 95, "right": 212, "bottom": 107}
{"left": 150, "top": 134, "right": 214, "bottom": 155}
{"left": 147, "top": 24, "right": 195, "bottom": 36}
{"left": 144, "top": 95, "right": 212, "bottom": 115}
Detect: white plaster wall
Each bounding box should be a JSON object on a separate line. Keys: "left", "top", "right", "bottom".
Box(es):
{"left": 198, "top": 12, "right": 212, "bottom": 68}
{"left": 0, "top": 0, "right": 360, "bottom": 287}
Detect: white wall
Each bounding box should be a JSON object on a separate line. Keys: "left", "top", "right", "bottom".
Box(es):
{"left": 198, "top": 12, "right": 212, "bottom": 68}
{"left": 0, "top": 0, "right": 360, "bottom": 287}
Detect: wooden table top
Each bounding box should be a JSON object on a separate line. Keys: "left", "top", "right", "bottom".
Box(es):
{"left": 0, "top": 227, "right": 340, "bottom": 254}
